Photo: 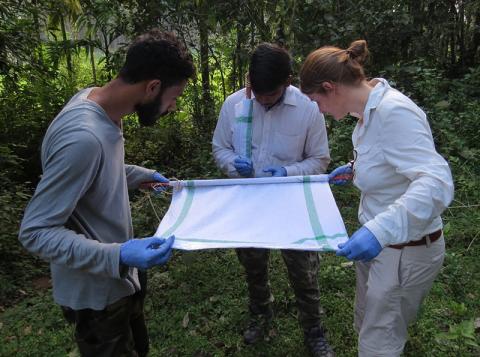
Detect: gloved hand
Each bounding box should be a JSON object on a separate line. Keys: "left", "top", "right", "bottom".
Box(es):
{"left": 328, "top": 163, "right": 353, "bottom": 185}
{"left": 336, "top": 226, "right": 382, "bottom": 261}
{"left": 233, "top": 156, "right": 253, "bottom": 177}
{"left": 152, "top": 171, "right": 169, "bottom": 192}
{"left": 120, "top": 235, "right": 175, "bottom": 270}
{"left": 263, "top": 166, "right": 287, "bottom": 177}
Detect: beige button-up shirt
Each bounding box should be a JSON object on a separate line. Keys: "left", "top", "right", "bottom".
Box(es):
{"left": 355, "top": 79, "right": 454, "bottom": 246}
{"left": 212, "top": 85, "right": 330, "bottom": 178}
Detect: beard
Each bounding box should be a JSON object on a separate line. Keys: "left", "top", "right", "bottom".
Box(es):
{"left": 135, "top": 90, "right": 169, "bottom": 127}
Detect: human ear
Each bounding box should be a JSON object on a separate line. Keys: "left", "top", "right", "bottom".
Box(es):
{"left": 321, "top": 81, "right": 335, "bottom": 92}
{"left": 145, "top": 79, "right": 162, "bottom": 96}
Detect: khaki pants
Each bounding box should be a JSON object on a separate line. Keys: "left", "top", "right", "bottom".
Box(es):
{"left": 354, "top": 235, "right": 445, "bottom": 356}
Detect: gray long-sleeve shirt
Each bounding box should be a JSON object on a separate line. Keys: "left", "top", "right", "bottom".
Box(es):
{"left": 19, "top": 88, "right": 154, "bottom": 310}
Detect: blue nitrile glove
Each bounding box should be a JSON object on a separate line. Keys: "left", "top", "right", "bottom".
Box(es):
{"left": 336, "top": 226, "right": 382, "bottom": 261}
{"left": 328, "top": 163, "right": 353, "bottom": 185}
{"left": 263, "top": 166, "right": 287, "bottom": 177}
{"left": 233, "top": 156, "right": 253, "bottom": 177}
{"left": 120, "top": 235, "right": 175, "bottom": 270}
{"left": 152, "top": 171, "right": 169, "bottom": 192}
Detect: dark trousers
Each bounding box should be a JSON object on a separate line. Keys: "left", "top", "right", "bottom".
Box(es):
{"left": 62, "top": 271, "right": 149, "bottom": 357}
{"left": 236, "top": 248, "right": 321, "bottom": 331}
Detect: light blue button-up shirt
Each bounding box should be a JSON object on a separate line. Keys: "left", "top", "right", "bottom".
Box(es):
{"left": 354, "top": 79, "right": 454, "bottom": 246}
{"left": 213, "top": 85, "right": 331, "bottom": 178}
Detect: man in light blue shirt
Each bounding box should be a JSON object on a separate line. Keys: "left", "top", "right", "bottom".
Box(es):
{"left": 19, "top": 29, "right": 195, "bottom": 356}
{"left": 213, "top": 43, "right": 332, "bottom": 357}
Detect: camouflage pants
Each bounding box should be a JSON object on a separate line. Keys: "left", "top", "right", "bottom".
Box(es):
{"left": 236, "top": 248, "right": 321, "bottom": 331}
{"left": 61, "top": 271, "right": 149, "bottom": 357}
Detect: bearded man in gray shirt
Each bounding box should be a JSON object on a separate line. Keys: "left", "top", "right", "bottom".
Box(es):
{"left": 19, "top": 30, "right": 195, "bottom": 356}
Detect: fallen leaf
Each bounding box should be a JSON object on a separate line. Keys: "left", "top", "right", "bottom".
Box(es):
{"left": 23, "top": 325, "right": 32, "bottom": 335}
{"left": 435, "top": 100, "right": 450, "bottom": 109}
{"left": 182, "top": 312, "right": 190, "bottom": 328}
{"left": 67, "top": 348, "right": 80, "bottom": 357}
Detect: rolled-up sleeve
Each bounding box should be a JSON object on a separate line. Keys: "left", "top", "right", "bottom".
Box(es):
{"left": 125, "top": 164, "right": 155, "bottom": 190}
{"left": 19, "top": 131, "right": 123, "bottom": 279}
{"left": 284, "top": 106, "right": 331, "bottom": 176}
{"left": 364, "top": 105, "right": 454, "bottom": 246}
{"left": 212, "top": 101, "right": 240, "bottom": 178}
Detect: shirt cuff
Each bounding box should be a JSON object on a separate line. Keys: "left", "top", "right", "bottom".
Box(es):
{"left": 139, "top": 168, "right": 156, "bottom": 182}
{"left": 284, "top": 165, "right": 299, "bottom": 177}
{"left": 227, "top": 162, "right": 241, "bottom": 178}
{"left": 126, "top": 166, "right": 156, "bottom": 189}
{"left": 363, "top": 220, "right": 391, "bottom": 248}
{"left": 107, "top": 243, "right": 125, "bottom": 279}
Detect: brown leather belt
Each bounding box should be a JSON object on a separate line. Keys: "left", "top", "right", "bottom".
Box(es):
{"left": 389, "top": 229, "right": 442, "bottom": 249}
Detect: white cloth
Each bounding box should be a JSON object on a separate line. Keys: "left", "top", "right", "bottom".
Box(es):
{"left": 232, "top": 98, "right": 254, "bottom": 158}
{"left": 353, "top": 78, "right": 454, "bottom": 247}
{"left": 212, "top": 85, "right": 331, "bottom": 178}
{"left": 155, "top": 176, "right": 348, "bottom": 251}
{"left": 354, "top": 236, "right": 445, "bottom": 356}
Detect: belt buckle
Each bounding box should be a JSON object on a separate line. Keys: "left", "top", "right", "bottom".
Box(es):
{"left": 426, "top": 235, "right": 431, "bottom": 248}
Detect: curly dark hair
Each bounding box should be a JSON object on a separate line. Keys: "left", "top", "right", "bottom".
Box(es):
{"left": 119, "top": 29, "right": 195, "bottom": 88}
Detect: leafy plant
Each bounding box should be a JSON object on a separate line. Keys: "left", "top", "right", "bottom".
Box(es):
{"left": 436, "top": 319, "right": 479, "bottom": 350}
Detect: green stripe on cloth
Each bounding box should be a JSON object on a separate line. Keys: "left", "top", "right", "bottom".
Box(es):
{"left": 302, "top": 176, "right": 331, "bottom": 249}
{"left": 175, "top": 237, "right": 270, "bottom": 244}
{"left": 160, "top": 180, "right": 195, "bottom": 237}
{"left": 235, "top": 116, "right": 251, "bottom": 123}
{"left": 246, "top": 101, "right": 253, "bottom": 158}
{"left": 291, "top": 233, "right": 348, "bottom": 245}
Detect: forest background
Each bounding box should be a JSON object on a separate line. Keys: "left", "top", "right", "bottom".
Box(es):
{"left": 1, "top": 0, "right": 479, "bottom": 355}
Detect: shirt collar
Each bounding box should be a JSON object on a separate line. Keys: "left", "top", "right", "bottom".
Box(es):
{"left": 250, "top": 85, "right": 297, "bottom": 109}
{"left": 283, "top": 85, "right": 297, "bottom": 106}
{"left": 362, "top": 78, "right": 390, "bottom": 127}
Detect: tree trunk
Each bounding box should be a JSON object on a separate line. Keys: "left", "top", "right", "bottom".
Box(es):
{"left": 458, "top": 0, "right": 465, "bottom": 68}
{"left": 60, "top": 16, "right": 73, "bottom": 76}
{"left": 89, "top": 35, "right": 97, "bottom": 85}
{"left": 466, "top": 8, "right": 480, "bottom": 67}
{"left": 209, "top": 44, "right": 226, "bottom": 101}
{"left": 230, "top": 24, "right": 240, "bottom": 92}
{"left": 448, "top": 0, "right": 457, "bottom": 66}
{"left": 199, "top": 8, "right": 214, "bottom": 134}
{"left": 408, "top": 0, "right": 424, "bottom": 60}
{"left": 102, "top": 31, "right": 111, "bottom": 81}
{"left": 32, "top": 0, "right": 44, "bottom": 67}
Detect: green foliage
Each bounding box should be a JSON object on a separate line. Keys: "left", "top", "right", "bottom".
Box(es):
{"left": 1, "top": 191, "right": 479, "bottom": 355}
{"left": 436, "top": 319, "right": 480, "bottom": 350}
{"left": 1, "top": 1, "right": 480, "bottom": 355}
{"left": 0, "top": 292, "right": 74, "bottom": 356}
